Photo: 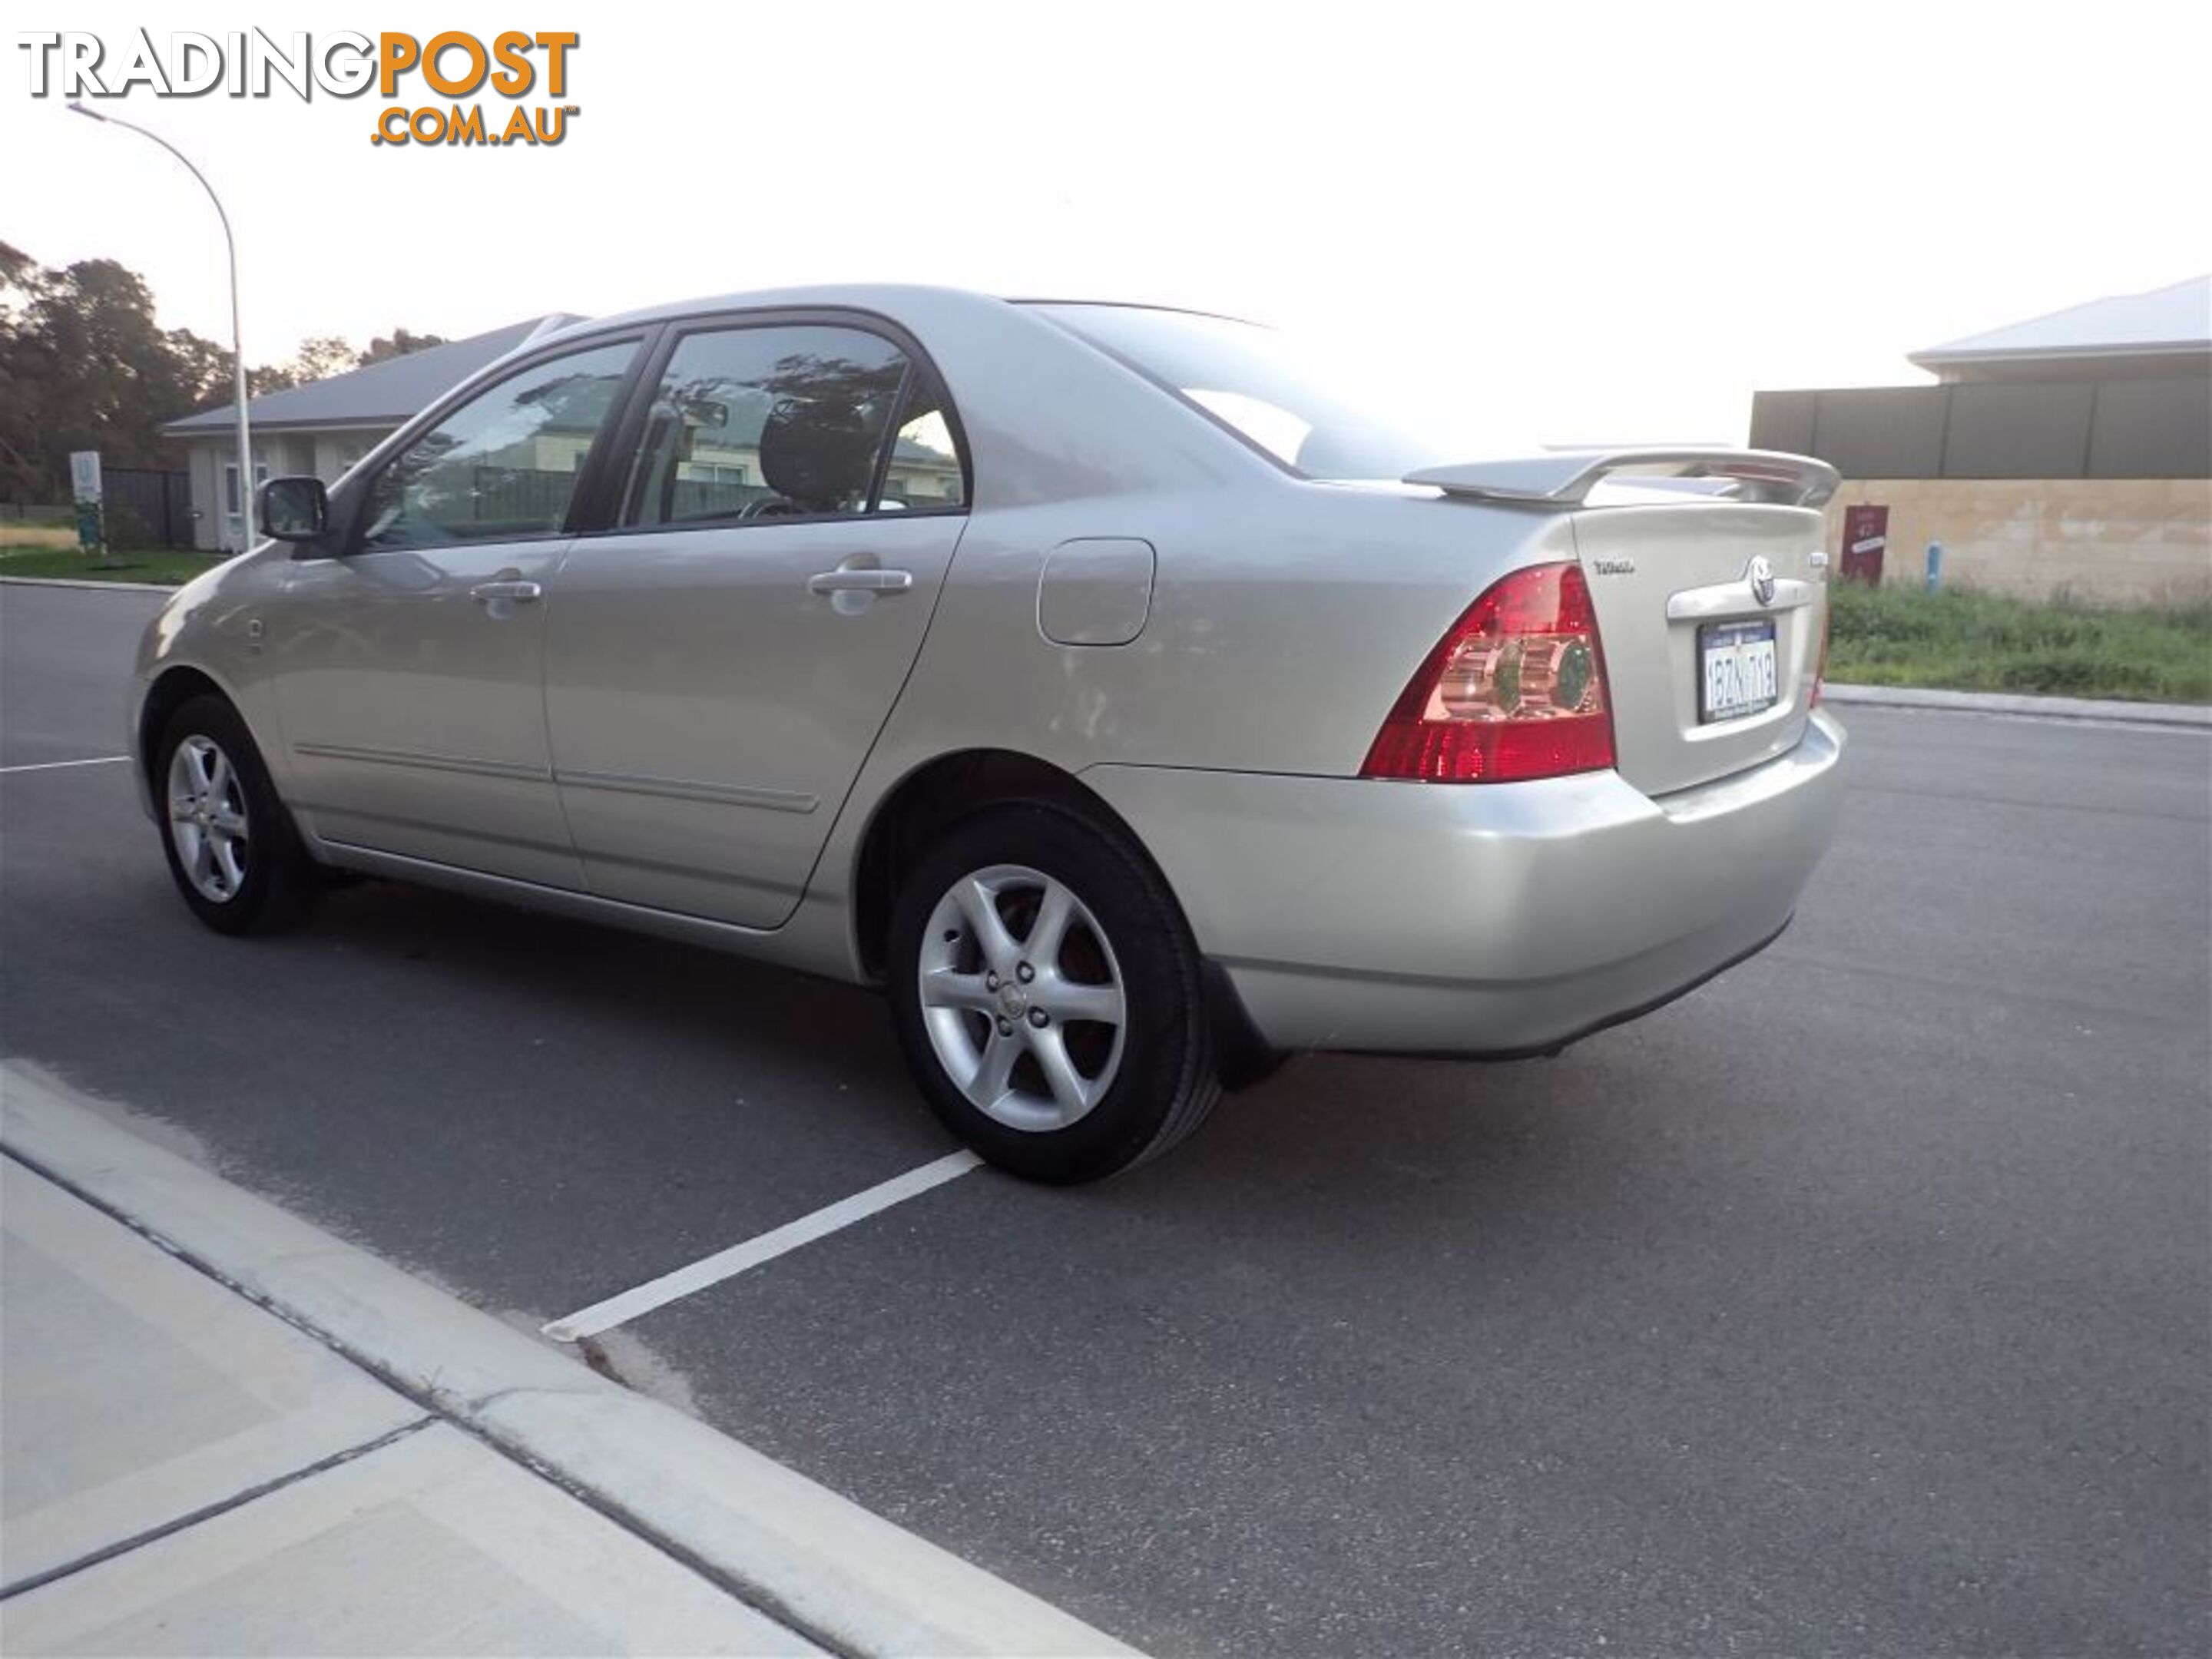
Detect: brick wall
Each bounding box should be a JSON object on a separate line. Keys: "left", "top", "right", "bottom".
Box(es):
{"left": 1823, "top": 478, "right": 2212, "bottom": 605}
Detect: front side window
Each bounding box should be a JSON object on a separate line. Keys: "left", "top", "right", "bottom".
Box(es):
{"left": 619, "top": 325, "right": 963, "bottom": 527}
{"left": 359, "top": 340, "right": 637, "bottom": 551}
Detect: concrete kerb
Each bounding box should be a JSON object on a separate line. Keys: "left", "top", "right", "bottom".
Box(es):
{"left": 1821, "top": 682, "right": 2210, "bottom": 730}
{"left": 0, "top": 576, "right": 179, "bottom": 594}
{"left": 0, "top": 1064, "right": 1134, "bottom": 1659}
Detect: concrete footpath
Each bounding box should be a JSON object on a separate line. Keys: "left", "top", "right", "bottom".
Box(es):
{"left": 1822, "top": 680, "right": 2211, "bottom": 729}
{"left": 0, "top": 1064, "right": 1130, "bottom": 1658}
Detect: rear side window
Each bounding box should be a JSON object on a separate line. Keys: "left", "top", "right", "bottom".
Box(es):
{"left": 883, "top": 396, "right": 965, "bottom": 508}
{"left": 359, "top": 340, "right": 638, "bottom": 551}
{"left": 1031, "top": 302, "right": 1473, "bottom": 482}
{"left": 618, "top": 325, "right": 966, "bottom": 527}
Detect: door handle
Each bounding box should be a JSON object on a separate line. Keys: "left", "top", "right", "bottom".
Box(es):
{"left": 470, "top": 579, "right": 542, "bottom": 604}
{"left": 806, "top": 568, "right": 912, "bottom": 595}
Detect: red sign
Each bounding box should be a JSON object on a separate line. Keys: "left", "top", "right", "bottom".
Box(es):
{"left": 1840, "top": 505, "right": 1887, "bottom": 586}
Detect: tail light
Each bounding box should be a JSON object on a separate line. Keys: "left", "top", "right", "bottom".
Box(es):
{"left": 1361, "top": 561, "right": 1616, "bottom": 783}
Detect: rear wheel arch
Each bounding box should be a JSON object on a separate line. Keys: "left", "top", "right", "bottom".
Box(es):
{"left": 851, "top": 750, "right": 1143, "bottom": 982}
{"left": 848, "top": 747, "right": 1286, "bottom": 1090}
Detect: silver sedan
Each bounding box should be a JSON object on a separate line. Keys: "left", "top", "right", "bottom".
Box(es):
{"left": 131, "top": 286, "right": 1846, "bottom": 1182}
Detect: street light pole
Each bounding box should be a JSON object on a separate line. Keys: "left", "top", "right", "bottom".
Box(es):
{"left": 68, "top": 102, "right": 255, "bottom": 546}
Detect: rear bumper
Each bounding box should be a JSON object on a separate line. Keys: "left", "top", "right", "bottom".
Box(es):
{"left": 1084, "top": 710, "right": 1846, "bottom": 1055}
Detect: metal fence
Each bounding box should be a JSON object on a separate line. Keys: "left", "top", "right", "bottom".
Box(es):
{"left": 465, "top": 468, "right": 777, "bottom": 527}
{"left": 469, "top": 467, "right": 575, "bottom": 528}
{"left": 101, "top": 468, "right": 194, "bottom": 547}
{"left": 1750, "top": 373, "right": 2211, "bottom": 481}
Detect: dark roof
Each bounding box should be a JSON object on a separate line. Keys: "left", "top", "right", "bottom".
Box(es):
{"left": 1909, "top": 276, "right": 2210, "bottom": 369}
{"left": 163, "top": 316, "right": 577, "bottom": 435}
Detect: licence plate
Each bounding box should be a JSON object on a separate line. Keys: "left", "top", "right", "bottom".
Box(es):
{"left": 1699, "top": 620, "right": 1778, "bottom": 723}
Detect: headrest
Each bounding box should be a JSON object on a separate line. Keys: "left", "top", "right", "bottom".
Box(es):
{"left": 757, "top": 399, "right": 877, "bottom": 512}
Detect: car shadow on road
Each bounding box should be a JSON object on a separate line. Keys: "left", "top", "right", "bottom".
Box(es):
{"left": 297, "top": 869, "right": 1743, "bottom": 1251}
{"left": 303, "top": 871, "right": 1743, "bottom": 1220}
{"left": 18, "top": 830, "right": 1762, "bottom": 1289}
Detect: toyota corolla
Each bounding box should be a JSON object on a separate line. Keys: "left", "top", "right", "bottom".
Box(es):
{"left": 132, "top": 286, "right": 1846, "bottom": 1182}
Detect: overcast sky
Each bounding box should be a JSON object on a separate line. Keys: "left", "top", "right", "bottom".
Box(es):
{"left": 8, "top": 1, "right": 2207, "bottom": 446}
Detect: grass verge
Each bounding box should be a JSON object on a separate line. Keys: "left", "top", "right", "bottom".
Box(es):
{"left": 1827, "top": 581, "right": 2212, "bottom": 704}
{"left": 0, "top": 547, "right": 227, "bottom": 585}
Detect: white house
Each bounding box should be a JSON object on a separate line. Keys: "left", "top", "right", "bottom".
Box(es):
{"left": 162, "top": 316, "right": 571, "bottom": 551}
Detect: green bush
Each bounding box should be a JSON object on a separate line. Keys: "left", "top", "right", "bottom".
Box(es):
{"left": 101, "top": 503, "right": 153, "bottom": 550}
{"left": 1826, "top": 581, "right": 2212, "bottom": 703}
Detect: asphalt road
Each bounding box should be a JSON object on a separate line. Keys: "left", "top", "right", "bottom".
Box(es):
{"left": 4, "top": 579, "right": 2207, "bottom": 1657}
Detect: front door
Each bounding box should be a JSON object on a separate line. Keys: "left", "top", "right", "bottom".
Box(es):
{"left": 267, "top": 338, "right": 641, "bottom": 887}
{"left": 545, "top": 319, "right": 970, "bottom": 927}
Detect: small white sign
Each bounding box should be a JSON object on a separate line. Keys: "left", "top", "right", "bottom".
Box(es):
{"left": 69, "top": 451, "right": 103, "bottom": 503}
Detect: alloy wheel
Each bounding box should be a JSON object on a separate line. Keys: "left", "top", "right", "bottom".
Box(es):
{"left": 166, "top": 734, "right": 250, "bottom": 904}
{"left": 916, "top": 863, "right": 1128, "bottom": 1132}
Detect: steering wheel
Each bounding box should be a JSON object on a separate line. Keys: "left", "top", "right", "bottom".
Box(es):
{"left": 740, "top": 495, "right": 808, "bottom": 520}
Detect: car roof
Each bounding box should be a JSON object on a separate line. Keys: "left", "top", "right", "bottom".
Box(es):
{"left": 531, "top": 285, "right": 1257, "bottom": 350}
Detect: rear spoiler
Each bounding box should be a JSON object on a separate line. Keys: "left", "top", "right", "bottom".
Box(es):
{"left": 1404, "top": 449, "right": 1839, "bottom": 510}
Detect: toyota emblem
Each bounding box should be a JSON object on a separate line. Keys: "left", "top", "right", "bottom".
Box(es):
{"left": 1747, "top": 555, "right": 1777, "bottom": 607}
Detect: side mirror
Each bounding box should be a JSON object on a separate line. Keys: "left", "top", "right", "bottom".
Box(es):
{"left": 257, "top": 475, "right": 328, "bottom": 541}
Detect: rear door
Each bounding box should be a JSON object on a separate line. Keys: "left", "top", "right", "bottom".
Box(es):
{"left": 544, "top": 316, "right": 969, "bottom": 927}
{"left": 269, "top": 336, "right": 643, "bottom": 886}
{"left": 1571, "top": 498, "right": 1830, "bottom": 796}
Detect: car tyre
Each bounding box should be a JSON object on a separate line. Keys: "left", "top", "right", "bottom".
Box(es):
{"left": 154, "top": 694, "right": 316, "bottom": 936}
{"left": 887, "top": 802, "right": 1220, "bottom": 1183}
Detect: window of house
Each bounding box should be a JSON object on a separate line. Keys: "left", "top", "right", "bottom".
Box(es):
{"left": 224, "top": 461, "right": 270, "bottom": 516}
{"left": 358, "top": 340, "right": 637, "bottom": 551}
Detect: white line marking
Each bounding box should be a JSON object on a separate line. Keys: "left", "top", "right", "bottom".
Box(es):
{"left": 1, "top": 755, "right": 131, "bottom": 775}
{"left": 543, "top": 1150, "right": 983, "bottom": 1342}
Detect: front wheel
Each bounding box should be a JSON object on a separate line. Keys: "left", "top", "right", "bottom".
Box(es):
{"left": 154, "top": 694, "right": 316, "bottom": 935}
{"left": 886, "top": 803, "right": 1219, "bottom": 1184}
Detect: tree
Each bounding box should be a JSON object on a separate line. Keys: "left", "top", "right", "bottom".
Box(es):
{"left": 163, "top": 327, "right": 233, "bottom": 409}
{"left": 0, "top": 255, "right": 231, "bottom": 502}
{"left": 250, "top": 334, "right": 362, "bottom": 396}
{"left": 0, "top": 245, "right": 449, "bottom": 505}
{"left": 359, "top": 328, "right": 447, "bottom": 366}
{"left": 293, "top": 334, "right": 358, "bottom": 382}
{"left": 0, "top": 241, "right": 41, "bottom": 498}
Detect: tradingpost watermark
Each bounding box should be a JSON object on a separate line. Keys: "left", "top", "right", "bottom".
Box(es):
{"left": 17, "top": 29, "right": 581, "bottom": 146}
